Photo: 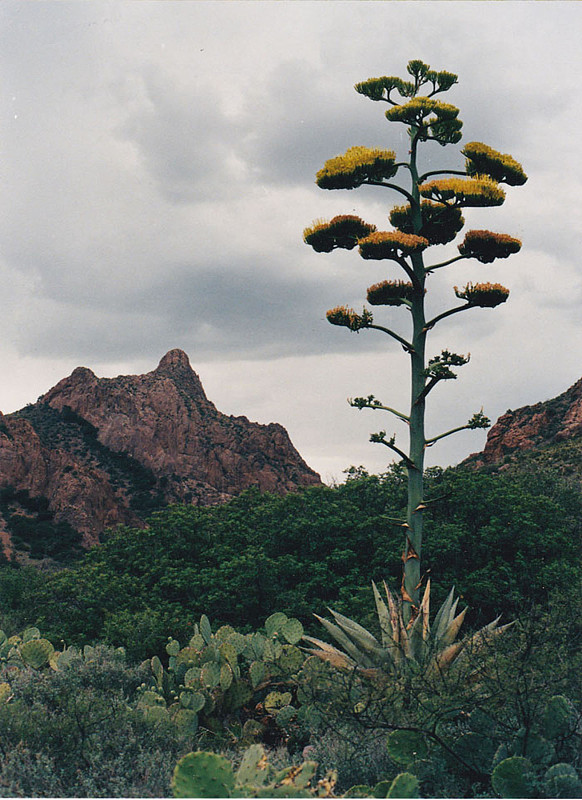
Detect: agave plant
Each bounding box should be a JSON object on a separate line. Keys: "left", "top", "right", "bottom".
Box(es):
{"left": 303, "top": 580, "right": 512, "bottom": 677}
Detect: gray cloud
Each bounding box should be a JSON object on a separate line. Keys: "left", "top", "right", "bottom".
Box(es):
{"left": 1, "top": 1, "right": 581, "bottom": 479}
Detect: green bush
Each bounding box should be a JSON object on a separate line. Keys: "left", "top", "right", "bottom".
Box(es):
{"left": 19, "top": 459, "right": 581, "bottom": 658}
{"left": 0, "top": 642, "right": 192, "bottom": 797}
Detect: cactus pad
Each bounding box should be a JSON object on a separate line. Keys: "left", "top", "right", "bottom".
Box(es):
{"left": 265, "top": 612, "right": 288, "bottom": 638}
{"left": 200, "top": 615, "right": 212, "bottom": 644}
{"left": 491, "top": 756, "right": 535, "bottom": 799}
{"left": 201, "top": 661, "right": 221, "bottom": 690}
{"left": 386, "top": 772, "right": 420, "bottom": 798}
{"left": 172, "top": 751, "right": 235, "bottom": 798}
{"left": 387, "top": 730, "right": 428, "bottom": 765}
{"left": 544, "top": 763, "right": 581, "bottom": 798}
{"left": 543, "top": 696, "right": 576, "bottom": 740}
{"left": 281, "top": 618, "right": 304, "bottom": 645}
{"left": 22, "top": 627, "right": 41, "bottom": 642}
{"left": 19, "top": 638, "right": 54, "bottom": 669}
{"left": 224, "top": 679, "right": 252, "bottom": 711}
{"left": 249, "top": 660, "right": 267, "bottom": 688}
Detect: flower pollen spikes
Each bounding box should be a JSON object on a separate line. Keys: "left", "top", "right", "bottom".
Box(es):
{"left": 316, "top": 146, "right": 397, "bottom": 190}
{"left": 303, "top": 215, "right": 377, "bottom": 253}
{"left": 385, "top": 98, "right": 463, "bottom": 145}
{"left": 367, "top": 280, "right": 415, "bottom": 306}
{"left": 354, "top": 75, "right": 415, "bottom": 102}
{"left": 462, "top": 141, "right": 528, "bottom": 186}
{"left": 390, "top": 201, "right": 465, "bottom": 245}
{"left": 420, "top": 176, "right": 505, "bottom": 207}
{"left": 326, "top": 306, "right": 373, "bottom": 331}
{"left": 458, "top": 230, "right": 522, "bottom": 263}
{"left": 455, "top": 282, "right": 510, "bottom": 307}
{"left": 358, "top": 230, "right": 429, "bottom": 260}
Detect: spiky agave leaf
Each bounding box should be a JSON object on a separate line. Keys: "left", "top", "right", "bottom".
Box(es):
{"left": 382, "top": 580, "right": 411, "bottom": 660}
{"left": 301, "top": 635, "right": 356, "bottom": 670}
{"left": 313, "top": 614, "right": 378, "bottom": 669}
{"left": 327, "top": 609, "right": 394, "bottom": 670}
{"left": 407, "top": 581, "right": 431, "bottom": 662}
{"left": 306, "top": 583, "right": 511, "bottom": 681}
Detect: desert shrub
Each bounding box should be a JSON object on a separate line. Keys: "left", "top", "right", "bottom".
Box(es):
{"left": 0, "top": 644, "right": 192, "bottom": 797}
{"left": 294, "top": 599, "right": 582, "bottom": 798}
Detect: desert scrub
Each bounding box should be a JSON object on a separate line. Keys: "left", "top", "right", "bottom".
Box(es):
{"left": 0, "top": 644, "right": 192, "bottom": 797}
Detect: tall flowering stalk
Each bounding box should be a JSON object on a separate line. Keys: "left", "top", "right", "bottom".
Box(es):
{"left": 304, "top": 60, "right": 527, "bottom": 625}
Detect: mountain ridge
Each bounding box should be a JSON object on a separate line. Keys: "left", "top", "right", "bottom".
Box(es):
{"left": 0, "top": 350, "right": 320, "bottom": 559}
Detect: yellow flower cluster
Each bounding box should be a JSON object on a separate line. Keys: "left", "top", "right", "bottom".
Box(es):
{"left": 358, "top": 230, "right": 429, "bottom": 260}
{"left": 390, "top": 201, "right": 465, "bottom": 245}
{"left": 420, "top": 176, "right": 505, "bottom": 207}
{"left": 462, "top": 142, "right": 527, "bottom": 186}
{"left": 354, "top": 75, "right": 415, "bottom": 101}
{"left": 303, "top": 215, "right": 377, "bottom": 253}
{"left": 316, "top": 146, "right": 397, "bottom": 190}
{"left": 326, "top": 306, "right": 373, "bottom": 331}
{"left": 458, "top": 230, "right": 522, "bottom": 263}
{"left": 367, "top": 280, "right": 415, "bottom": 306}
{"left": 385, "top": 98, "right": 463, "bottom": 144}
{"left": 386, "top": 97, "right": 459, "bottom": 124}
{"left": 455, "top": 282, "right": 510, "bottom": 307}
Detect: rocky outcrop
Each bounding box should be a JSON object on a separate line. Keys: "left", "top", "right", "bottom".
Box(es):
{"left": 466, "top": 376, "right": 582, "bottom": 467}
{"left": 0, "top": 350, "right": 320, "bottom": 551}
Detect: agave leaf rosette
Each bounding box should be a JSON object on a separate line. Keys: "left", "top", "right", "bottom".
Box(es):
{"left": 303, "top": 215, "right": 376, "bottom": 253}
{"left": 458, "top": 230, "right": 522, "bottom": 263}
{"left": 303, "top": 581, "right": 513, "bottom": 679}
{"left": 316, "top": 146, "right": 398, "bottom": 190}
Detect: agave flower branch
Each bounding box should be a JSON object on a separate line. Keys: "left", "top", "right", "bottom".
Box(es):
{"left": 304, "top": 59, "right": 527, "bottom": 624}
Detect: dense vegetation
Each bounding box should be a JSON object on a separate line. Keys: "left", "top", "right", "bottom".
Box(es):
{"left": 0, "top": 454, "right": 580, "bottom": 796}
{"left": 1, "top": 458, "right": 578, "bottom": 662}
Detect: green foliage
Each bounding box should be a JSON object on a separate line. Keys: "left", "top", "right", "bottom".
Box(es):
{"left": 305, "top": 580, "right": 512, "bottom": 680}
{"left": 0, "top": 637, "right": 189, "bottom": 796}
{"left": 7, "top": 453, "right": 580, "bottom": 657}
{"left": 138, "top": 612, "right": 307, "bottom": 747}
{"left": 491, "top": 756, "right": 536, "bottom": 798}
{"left": 0, "top": 485, "right": 83, "bottom": 562}
{"left": 172, "top": 744, "right": 327, "bottom": 798}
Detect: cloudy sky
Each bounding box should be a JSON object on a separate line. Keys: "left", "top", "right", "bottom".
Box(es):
{"left": 1, "top": 2, "right": 581, "bottom": 483}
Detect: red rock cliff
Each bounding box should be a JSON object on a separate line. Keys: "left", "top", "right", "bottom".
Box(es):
{"left": 466, "top": 376, "right": 582, "bottom": 466}
{"left": 0, "top": 350, "right": 320, "bottom": 550}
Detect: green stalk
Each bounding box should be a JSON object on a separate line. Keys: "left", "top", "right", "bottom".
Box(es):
{"left": 402, "top": 128, "right": 427, "bottom": 624}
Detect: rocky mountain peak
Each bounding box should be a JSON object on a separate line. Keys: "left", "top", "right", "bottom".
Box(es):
{"left": 152, "top": 348, "right": 207, "bottom": 399}
{"left": 0, "top": 351, "right": 321, "bottom": 556}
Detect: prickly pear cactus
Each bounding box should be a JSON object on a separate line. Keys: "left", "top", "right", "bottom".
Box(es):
{"left": 146, "top": 612, "right": 306, "bottom": 743}
{"left": 543, "top": 695, "right": 577, "bottom": 740}
{"left": 385, "top": 772, "right": 420, "bottom": 798}
{"left": 172, "top": 751, "right": 235, "bottom": 798}
{"left": 386, "top": 730, "right": 428, "bottom": 766}
{"left": 543, "top": 763, "right": 582, "bottom": 798}
{"left": 19, "top": 638, "right": 54, "bottom": 669}
{"left": 491, "top": 756, "right": 535, "bottom": 799}
{"left": 172, "top": 745, "right": 324, "bottom": 798}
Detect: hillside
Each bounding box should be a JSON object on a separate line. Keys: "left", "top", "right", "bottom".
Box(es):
{"left": 465, "top": 375, "right": 582, "bottom": 470}
{"left": 0, "top": 350, "right": 320, "bottom": 558}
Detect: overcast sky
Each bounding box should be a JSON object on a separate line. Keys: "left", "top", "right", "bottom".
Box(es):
{"left": 1, "top": 2, "right": 581, "bottom": 483}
